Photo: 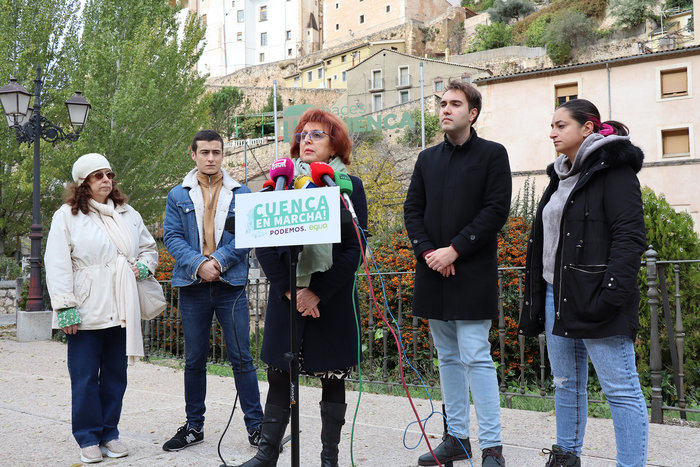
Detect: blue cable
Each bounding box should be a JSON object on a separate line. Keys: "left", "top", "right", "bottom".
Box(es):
{"left": 358, "top": 227, "right": 473, "bottom": 466}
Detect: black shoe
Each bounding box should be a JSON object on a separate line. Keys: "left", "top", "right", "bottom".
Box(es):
{"left": 482, "top": 445, "right": 506, "bottom": 466}
{"left": 320, "top": 401, "right": 347, "bottom": 467}
{"left": 417, "top": 433, "right": 472, "bottom": 466}
{"left": 543, "top": 445, "right": 581, "bottom": 466}
{"left": 162, "top": 423, "right": 204, "bottom": 451}
{"left": 236, "top": 404, "right": 290, "bottom": 467}
{"left": 248, "top": 427, "right": 262, "bottom": 447}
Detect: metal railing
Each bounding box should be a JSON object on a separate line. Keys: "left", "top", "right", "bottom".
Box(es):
{"left": 142, "top": 250, "right": 699, "bottom": 424}
{"left": 368, "top": 78, "right": 384, "bottom": 91}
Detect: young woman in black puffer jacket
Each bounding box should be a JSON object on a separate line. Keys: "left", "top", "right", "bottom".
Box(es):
{"left": 518, "top": 99, "right": 648, "bottom": 467}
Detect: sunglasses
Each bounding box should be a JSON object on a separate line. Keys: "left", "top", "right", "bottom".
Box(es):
{"left": 294, "top": 130, "right": 328, "bottom": 143}
{"left": 91, "top": 171, "right": 115, "bottom": 180}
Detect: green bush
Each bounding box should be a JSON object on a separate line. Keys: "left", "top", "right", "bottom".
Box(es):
{"left": 462, "top": 0, "right": 495, "bottom": 11}
{"left": 488, "top": 0, "right": 536, "bottom": 24}
{"left": 543, "top": 11, "right": 595, "bottom": 64}
{"left": 511, "top": 0, "right": 607, "bottom": 43}
{"left": 398, "top": 109, "right": 441, "bottom": 147}
{"left": 523, "top": 14, "right": 553, "bottom": 47}
{"left": 471, "top": 22, "right": 514, "bottom": 51}
{"left": 546, "top": 40, "right": 571, "bottom": 64}
{"left": 636, "top": 188, "right": 700, "bottom": 398}
{"left": 0, "top": 256, "right": 21, "bottom": 280}
{"left": 609, "top": 0, "right": 656, "bottom": 29}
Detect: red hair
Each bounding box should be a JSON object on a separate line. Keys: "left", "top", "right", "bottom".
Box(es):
{"left": 289, "top": 108, "right": 353, "bottom": 165}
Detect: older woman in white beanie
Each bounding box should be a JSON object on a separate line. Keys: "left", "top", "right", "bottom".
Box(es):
{"left": 44, "top": 153, "right": 158, "bottom": 464}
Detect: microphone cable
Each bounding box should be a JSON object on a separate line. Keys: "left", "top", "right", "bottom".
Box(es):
{"left": 340, "top": 196, "right": 445, "bottom": 467}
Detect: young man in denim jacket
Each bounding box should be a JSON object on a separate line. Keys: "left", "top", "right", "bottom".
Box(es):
{"left": 162, "top": 130, "right": 263, "bottom": 451}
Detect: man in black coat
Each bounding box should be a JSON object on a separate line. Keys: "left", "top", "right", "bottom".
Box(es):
{"left": 404, "top": 81, "right": 511, "bottom": 467}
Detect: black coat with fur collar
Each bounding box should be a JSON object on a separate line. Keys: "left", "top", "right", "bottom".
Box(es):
{"left": 518, "top": 138, "right": 646, "bottom": 340}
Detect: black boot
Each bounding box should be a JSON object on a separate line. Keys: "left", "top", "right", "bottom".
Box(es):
{"left": 417, "top": 433, "right": 472, "bottom": 466}
{"left": 543, "top": 445, "right": 580, "bottom": 466}
{"left": 320, "top": 401, "right": 346, "bottom": 467}
{"left": 237, "top": 404, "right": 290, "bottom": 467}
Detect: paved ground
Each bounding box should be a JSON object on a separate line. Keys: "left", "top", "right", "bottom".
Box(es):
{"left": 0, "top": 328, "right": 698, "bottom": 466}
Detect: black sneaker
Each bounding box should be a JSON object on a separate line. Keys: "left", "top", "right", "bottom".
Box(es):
{"left": 543, "top": 445, "right": 581, "bottom": 466}
{"left": 482, "top": 445, "right": 506, "bottom": 466}
{"left": 248, "top": 426, "right": 262, "bottom": 447}
{"left": 417, "top": 433, "right": 472, "bottom": 466}
{"left": 162, "top": 423, "right": 204, "bottom": 451}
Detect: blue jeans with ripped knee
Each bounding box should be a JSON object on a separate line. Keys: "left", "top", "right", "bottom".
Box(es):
{"left": 545, "top": 283, "right": 648, "bottom": 466}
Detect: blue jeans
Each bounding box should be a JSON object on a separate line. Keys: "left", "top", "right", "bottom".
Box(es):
{"left": 429, "top": 319, "right": 502, "bottom": 448}
{"left": 179, "top": 282, "right": 263, "bottom": 433}
{"left": 545, "top": 283, "right": 648, "bottom": 466}
{"left": 66, "top": 326, "right": 127, "bottom": 448}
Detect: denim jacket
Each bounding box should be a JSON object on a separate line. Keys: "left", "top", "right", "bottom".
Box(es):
{"left": 163, "top": 168, "right": 250, "bottom": 287}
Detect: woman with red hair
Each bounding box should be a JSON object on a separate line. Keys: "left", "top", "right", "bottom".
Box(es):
{"left": 239, "top": 109, "right": 367, "bottom": 467}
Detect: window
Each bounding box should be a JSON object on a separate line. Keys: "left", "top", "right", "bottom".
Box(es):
{"left": 373, "top": 93, "right": 382, "bottom": 112}
{"left": 461, "top": 73, "right": 471, "bottom": 84}
{"left": 259, "top": 53, "right": 265, "bottom": 62}
{"left": 398, "top": 66, "right": 409, "bottom": 86}
{"left": 335, "top": 2, "right": 339, "bottom": 7}
{"left": 386, "top": 4, "right": 390, "bottom": 12}
{"left": 286, "top": 30, "right": 292, "bottom": 40}
{"left": 288, "top": 48, "right": 293, "bottom": 56}
{"left": 232, "top": 0, "right": 235, "bottom": 6}
{"left": 260, "top": 32, "right": 268, "bottom": 46}
{"left": 660, "top": 68, "right": 688, "bottom": 98}
{"left": 237, "top": 10, "right": 244, "bottom": 22}
{"left": 336, "top": 24, "right": 339, "bottom": 30}
{"left": 317, "top": 67, "right": 323, "bottom": 79}
{"left": 259, "top": 5, "right": 268, "bottom": 21}
{"left": 201, "top": 14, "right": 207, "bottom": 26}
{"left": 555, "top": 83, "right": 578, "bottom": 106}
{"left": 399, "top": 90, "right": 410, "bottom": 104}
{"left": 662, "top": 128, "right": 690, "bottom": 157}
{"left": 326, "top": 60, "right": 332, "bottom": 65}
{"left": 434, "top": 80, "right": 444, "bottom": 92}
{"left": 359, "top": 15, "right": 364, "bottom": 24}
{"left": 371, "top": 69, "right": 382, "bottom": 89}
{"left": 307, "top": 71, "right": 313, "bottom": 81}
{"left": 342, "top": 71, "right": 347, "bottom": 81}
{"left": 341, "top": 55, "right": 347, "bottom": 62}
{"left": 236, "top": 32, "right": 243, "bottom": 41}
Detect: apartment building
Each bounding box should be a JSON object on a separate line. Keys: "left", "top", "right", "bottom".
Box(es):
{"left": 474, "top": 45, "right": 700, "bottom": 228}
{"left": 180, "top": 0, "right": 322, "bottom": 77}
{"left": 322, "top": 0, "right": 451, "bottom": 48}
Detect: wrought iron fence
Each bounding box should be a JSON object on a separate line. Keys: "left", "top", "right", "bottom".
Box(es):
{"left": 142, "top": 249, "right": 699, "bottom": 424}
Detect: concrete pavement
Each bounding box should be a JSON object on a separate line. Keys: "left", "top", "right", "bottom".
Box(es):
{"left": 0, "top": 330, "right": 698, "bottom": 466}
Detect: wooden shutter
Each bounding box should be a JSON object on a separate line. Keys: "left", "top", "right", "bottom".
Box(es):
{"left": 662, "top": 128, "right": 690, "bottom": 156}
{"left": 661, "top": 68, "right": 688, "bottom": 97}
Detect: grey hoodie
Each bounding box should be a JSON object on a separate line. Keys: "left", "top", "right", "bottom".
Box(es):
{"left": 541, "top": 134, "right": 630, "bottom": 284}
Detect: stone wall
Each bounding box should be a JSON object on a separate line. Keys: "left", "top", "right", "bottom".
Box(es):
{"left": 206, "top": 85, "right": 344, "bottom": 113}
{"left": 0, "top": 280, "right": 21, "bottom": 314}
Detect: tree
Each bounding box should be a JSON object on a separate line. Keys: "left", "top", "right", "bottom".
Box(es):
{"left": 610, "top": 0, "right": 656, "bottom": 29}
{"left": 543, "top": 11, "right": 596, "bottom": 64}
{"left": 398, "top": 109, "right": 441, "bottom": 147}
{"left": 488, "top": 0, "right": 536, "bottom": 24}
{"left": 262, "top": 88, "right": 283, "bottom": 113}
{"left": 471, "top": 22, "right": 514, "bottom": 51}
{"left": 0, "top": 0, "right": 82, "bottom": 255}
{"left": 209, "top": 86, "right": 244, "bottom": 139}
{"left": 62, "top": 1, "right": 209, "bottom": 223}
{"left": 523, "top": 14, "right": 553, "bottom": 47}
{"left": 462, "top": 0, "right": 495, "bottom": 12}
{"left": 664, "top": 0, "right": 692, "bottom": 9}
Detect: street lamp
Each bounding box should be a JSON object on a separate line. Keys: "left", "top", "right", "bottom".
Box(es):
{"left": 0, "top": 65, "right": 91, "bottom": 312}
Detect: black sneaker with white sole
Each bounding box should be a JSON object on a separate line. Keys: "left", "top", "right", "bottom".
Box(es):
{"left": 162, "top": 424, "right": 204, "bottom": 451}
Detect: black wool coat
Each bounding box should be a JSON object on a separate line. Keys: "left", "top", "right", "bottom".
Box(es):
{"left": 404, "top": 131, "right": 512, "bottom": 321}
{"left": 256, "top": 176, "right": 368, "bottom": 372}
{"left": 518, "top": 139, "right": 646, "bottom": 340}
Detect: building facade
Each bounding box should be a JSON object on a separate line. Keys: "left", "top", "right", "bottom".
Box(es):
{"left": 322, "top": 0, "right": 451, "bottom": 48}
{"left": 284, "top": 39, "right": 406, "bottom": 88}
{"left": 474, "top": 45, "right": 700, "bottom": 228}
{"left": 180, "top": 0, "right": 322, "bottom": 77}
{"left": 335, "top": 48, "right": 489, "bottom": 113}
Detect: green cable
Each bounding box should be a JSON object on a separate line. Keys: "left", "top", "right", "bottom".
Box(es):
{"left": 349, "top": 257, "right": 363, "bottom": 467}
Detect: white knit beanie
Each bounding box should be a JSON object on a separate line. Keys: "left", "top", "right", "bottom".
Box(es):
{"left": 72, "top": 153, "right": 111, "bottom": 183}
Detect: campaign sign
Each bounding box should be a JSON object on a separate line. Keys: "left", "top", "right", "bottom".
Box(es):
{"left": 235, "top": 187, "right": 341, "bottom": 248}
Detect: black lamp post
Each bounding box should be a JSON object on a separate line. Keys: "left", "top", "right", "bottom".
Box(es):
{"left": 0, "top": 65, "right": 90, "bottom": 311}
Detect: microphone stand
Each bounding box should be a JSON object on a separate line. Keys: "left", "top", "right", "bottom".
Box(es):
{"left": 284, "top": 244, "right": 302, "bottom": 467}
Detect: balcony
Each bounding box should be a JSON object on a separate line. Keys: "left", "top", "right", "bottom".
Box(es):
{"left": 368, "top": 77, "right": 384, "bottom": 92}
{"left": 396, "top": 74, "right": 411, "bottom": 89}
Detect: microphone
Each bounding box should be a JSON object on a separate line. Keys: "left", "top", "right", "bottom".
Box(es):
{"left": 310, "top": 162, "right": 359, "bottom": 223}
{"left": 269, "top": 158, "right": 294, "bottom": 191}
{"left": 260, "top": 179, "right": 275, "bottom": 192}
{"left": 293, "top": 175, "right": 317, "bottom": 190}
